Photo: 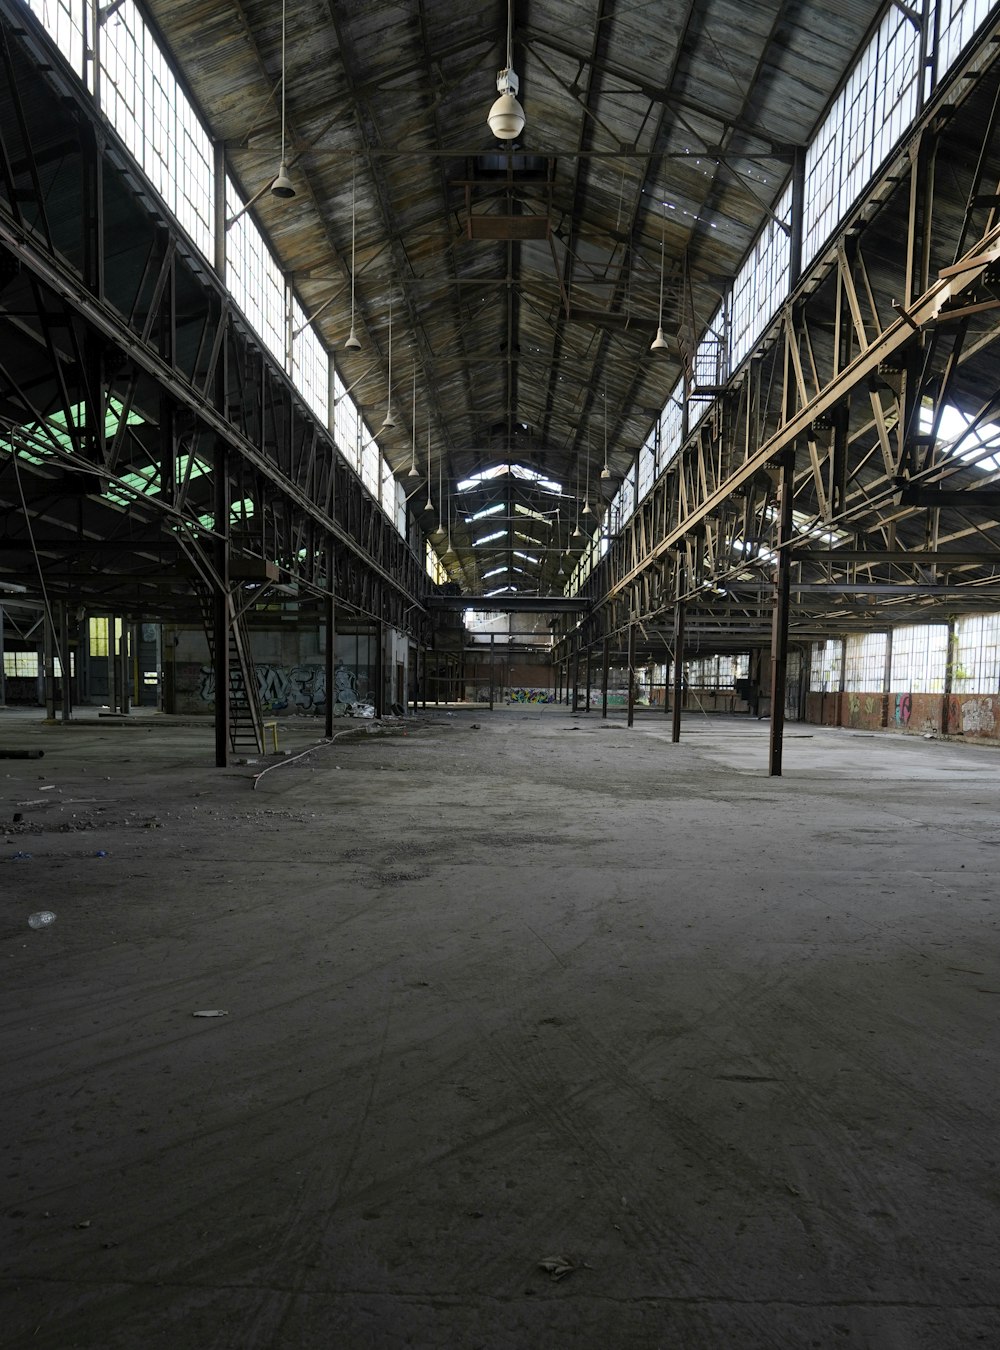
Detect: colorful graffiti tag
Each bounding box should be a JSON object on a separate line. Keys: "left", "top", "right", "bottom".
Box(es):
{"left": 508, "top": 688, "right": 556, "bottom": 704}
{"left": 199, "top": 663, "right": 330, "bottom": 712}
{"left": 894, "top": 692, "right": 911, "bottom": 726}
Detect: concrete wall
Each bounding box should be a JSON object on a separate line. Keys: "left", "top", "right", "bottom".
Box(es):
{"left": 802, "top": 688, "right": 1000, "bottom": 743}
{"left": 163, "top": 623, "right": 409, "bottom": 716}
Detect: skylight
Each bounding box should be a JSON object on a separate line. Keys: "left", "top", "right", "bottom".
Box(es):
{"left": 920, "top": 401, "right": 1000, "bottom": 473}
{"left": 457, "top": 463, "right": 562, "bottom": 494}
{"left": 515, "top": 504, "right": 554, "bottom": 523}
{"left": 482, "top": 565, "right": 508, "bottom": 578}
{"left": 474, "top": 529, "right": 506, "bottom": 547}
{"left": 513, "top": 550, "right": 540, "bottom": 565}
{"left": 465, "top": 503, "right": 505, "bottom": 523}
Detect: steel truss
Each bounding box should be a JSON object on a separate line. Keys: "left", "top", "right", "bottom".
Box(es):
{"left": 0, "top": 7, "right": 430, "bottom": 760}
{"left": 555, "top": 19, "right": 1000, "bottom": 771}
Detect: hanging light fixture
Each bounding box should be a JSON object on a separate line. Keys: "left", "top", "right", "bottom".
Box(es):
{"left": 271, "top": 0, "right": 296, "bottom": 199}
{"left": 436, "top": 447, "right": 444, "bottom": 533}
{"left": 345, "top": 157, "right": 361, "bottom": 349}
{"left": 380, "top": 293, "right": 396, "bottom": 430}
{"left": 487, "top": 0, "right": 525, "bottom": 141}
{"left": 582, "top": 426, "right": 592, "bottom": 515}
{"left": 650, "top": 199, "right": 669, "bottom": 352}
{"left": 424, "top": 426, "right": 434, "bottom": 514}
{"left": 601, "top": 378, "right": 612, "bottom": 479}
{"left": 572, "top": 448, "right": 582, "bottom": 537}
{"left": 408, "top": 368, "right": 420, "bottom": 476}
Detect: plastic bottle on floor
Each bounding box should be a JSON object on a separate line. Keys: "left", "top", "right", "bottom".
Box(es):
{"left": 27, "top": 911, "right": 56, "bottom": 929}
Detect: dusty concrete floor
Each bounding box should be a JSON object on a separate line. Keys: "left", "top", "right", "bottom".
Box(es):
{"left": 1, "top": 704, "right": 999, "bottom": 1349}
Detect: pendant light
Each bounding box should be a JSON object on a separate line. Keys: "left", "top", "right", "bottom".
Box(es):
{"left": 487, "top": 0, "right": 525, "bottom": 141}
{"left": 600, "top": 378, "right": 612, "bottom": 480}
{"left": 380, "top": 293, "right": 396, "bottom": 430}
{"left": 424, "top": 427, "right": 434, "bottom": 514}
{"left": 271, "top": 0, "right": 296, "bottom": 199}
{"left": 582, "top": 426, "right": 592, "bottom": 515}
{"left": 345, "top": 157, "right": 361, "bottom": 349}
{"left": 436, "top": 447, "right": 443, "bottom": 533}
{"left": 650, "top": 199, "right": 669, "bottom": 352}
{"left": 572, "top": 450, "right": 582, "bottom": 537}
{"left": 408, "top": 368, "right": 420, "bottom": 476}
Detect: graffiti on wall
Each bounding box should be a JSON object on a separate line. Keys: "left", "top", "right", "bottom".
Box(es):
{"left": 847, "top": 693, "right": 879, "bottom": 726}
{"left": 199, "top": 663, "right": 332, "bottom": 712}
{"left": 894, "top": 692, "right": 911, "bottom": 726}
{"left": 508, "top": 687, "right": 556, "bottom": 704}
{"left": 950, "top": 696, "right": 993, "bottom": 739}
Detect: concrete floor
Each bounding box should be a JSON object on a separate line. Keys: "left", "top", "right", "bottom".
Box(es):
{"left": 1, "top": 705, "right": 999, "bottom": 1349}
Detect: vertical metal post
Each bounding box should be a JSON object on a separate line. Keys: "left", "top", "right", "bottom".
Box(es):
{"left": 214, "top": 444, "right": 230, "bottom": 768}
{"left": 882, "top": 628, "right": 894, "bottom": 728}
{"left": 0, "top": 603, "right": 5, "bottom": 705}
{"left": 768, "top": 451, "right": 795, "bottom": 776}
{"left": 664, "top": 654, "right": 671, "bottom": 715}
{"left": 626, "top": 622, "right": 637, "bottom": 728}
{"left": 943, "top": 617, "right": 956, "bottom": 734}
{"left": 671, "top": 603, "right": 685, "bottom": 744}
{"left": 571, "top": 641, "right": 580, "bottom": 713}
{"left": 555, "top": 662, "right": 561, "bottom": 704}
{"left": 601, "top": 636, "right": 610, "bottom": 718}
{"left": 60, "top": 601, "right": 72, "bottom": 721}
{"left": 584, "top": 644, "right": 593, "bottom": 714}
{"left": 324, "top": 566, "right": 335, "bottom": 738}
{"left": 119, "top": 620, "right": 130, "bottom": 716}
{"left": 375, "top": 622, "right": 385, "bottom": 718}
{"left": 489, "top": 633, "right": 495, "bottom": 711}
{"left": 109, "top": 618, "right": 118, "bottom": 714}
{"left": 43, "top": 606, "right": 56, "bottom": 720}
{"left": 421, "top": 646, "right": 427, "bottom": 709}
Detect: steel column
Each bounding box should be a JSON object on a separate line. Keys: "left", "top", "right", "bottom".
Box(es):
{"left": 489, "top": 633, "right": 495, "bottom": 711}
{"left": 671, "top": 602, "right": 685, "bottom": 744}
{"left": 59, "top": 600, "right": 72, "bottom": 722}
{"left": 584, "top": 644, "right": 592, "bottom": 713}
{"left": 768, "top": 452, "right": 795, "bottom": 776}
{"left": 601, "top": 637, "right": 609, "bottom": 718}
{"left": 324, "top": 567, "right": 335, "bottom": 738}
{"left": 627, "top": 623, "right": 637, "bottom": 728}
{"left": 43, "top": 605, "right": 55, "bottom": 719}
{"left": 213, "top": 445, "right": 230, "bottom": 769}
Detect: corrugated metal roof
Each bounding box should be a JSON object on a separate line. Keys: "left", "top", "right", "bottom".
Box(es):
{"left": 144, "top": 0, "right": 886, "bottom": 590}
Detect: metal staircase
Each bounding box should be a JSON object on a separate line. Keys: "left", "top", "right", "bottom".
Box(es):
{"left": 198, "top": 587, "right": 265, "bottom": 756}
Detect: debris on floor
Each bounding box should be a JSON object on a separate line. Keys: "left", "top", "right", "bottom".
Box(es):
{"left": 191, "top": 1009, "right": 229, "bottom": 1018}
{"left": 537, "top": 1255, "right": 587, "bottom": 1282}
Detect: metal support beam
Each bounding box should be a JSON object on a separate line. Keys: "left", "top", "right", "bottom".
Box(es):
{"left": 671, "top": 601, "right": 685, "bottom": 744}
{"left": 768, "top": 452, "right": 795, "bottom": 776}
{"left": 324, "top": 560, "right": 335, "bottom": 739}
{"left": 601, "top": 637, "right": 609, "bottom": 719}
{"left": 213, "top": 446, "right": 230, "bottom": 769}
{"left": 627, "top": 623, "right": 637, "bottom": 728}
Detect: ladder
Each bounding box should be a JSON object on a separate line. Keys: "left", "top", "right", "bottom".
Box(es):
{"left": 198, "top": 587, "right": 266, "bottom": 756}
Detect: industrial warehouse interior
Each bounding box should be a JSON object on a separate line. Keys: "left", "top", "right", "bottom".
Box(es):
{"left": 2, "top": 0, "right": 1000, "bottom": 1345}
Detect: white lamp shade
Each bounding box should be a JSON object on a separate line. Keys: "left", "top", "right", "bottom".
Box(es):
{"left": 487, "top": 92, "right": 525, "bottom": 140}
{"left": 271, "top": 162, "right": 295, "bottom": 199}
{"left": 649, "top": 326, "right": 669, "bottom": 352}
{"left": 345, "top": 326, "right": 361, "bottom": 351}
